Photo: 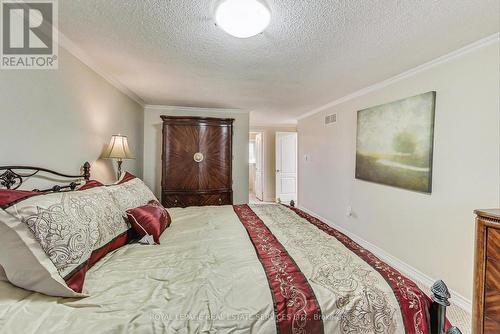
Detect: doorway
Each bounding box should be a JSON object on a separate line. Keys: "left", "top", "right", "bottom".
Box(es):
{"left": 275, "top": 132, "right": 298, "bottom": 205}
{"left": 249, "top": 131, "right": 264, "bottom": 203}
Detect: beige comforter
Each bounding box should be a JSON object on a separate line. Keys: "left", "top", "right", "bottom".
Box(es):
{"left": 0, "top": 205, "right": 412, "bottom": 334}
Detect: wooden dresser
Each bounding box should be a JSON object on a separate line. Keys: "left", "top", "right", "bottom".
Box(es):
{"left": 161, "top": 116, "right": 234, "bottom": 208}
{"left": 473, "top": 209, "right": 500, "bottom": 333}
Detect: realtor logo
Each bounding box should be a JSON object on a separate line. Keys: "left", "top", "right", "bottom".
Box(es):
{"left": 1, "top": 0, "right": 58, "bottom": 69}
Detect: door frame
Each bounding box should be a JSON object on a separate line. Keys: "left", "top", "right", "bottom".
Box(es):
{"left": 250, "top": 131, "right": 264, "bottom": 201}
{"left": 275, "top": 131, "right": 298, "bottom": 205}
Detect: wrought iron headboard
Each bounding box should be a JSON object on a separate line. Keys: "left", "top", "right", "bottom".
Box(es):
{"left": 0, "top": 162, "right": 91, "bottom": 192}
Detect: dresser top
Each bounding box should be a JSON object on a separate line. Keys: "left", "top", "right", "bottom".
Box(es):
{"left": 475, "top": 209, "right": 500, "bottom": 221}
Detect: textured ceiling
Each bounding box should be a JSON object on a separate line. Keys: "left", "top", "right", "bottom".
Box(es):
{"left": 59, "top": 0, "right": 500, "bottom": 125}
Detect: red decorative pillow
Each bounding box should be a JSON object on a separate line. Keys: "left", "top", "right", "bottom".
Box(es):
{"left": 78, "top": 180, "right": 104, "bottom": 190}
{"left": 0, "top": 189, "right": 41, "bottom": 208}
{"left": 126, "top": 200, "right": 170, "bottom": 244}
{"left": 116, "top": 171, "right": 136, "bottom": 184}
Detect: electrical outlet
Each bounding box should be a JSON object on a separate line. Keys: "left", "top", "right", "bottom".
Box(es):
{"left": 346, "top": 206, "right": 353, "bottom": 217}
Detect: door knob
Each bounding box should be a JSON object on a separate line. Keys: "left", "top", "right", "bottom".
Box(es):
{"left": 276, "top": 169, "right": 280, "bottom": 172}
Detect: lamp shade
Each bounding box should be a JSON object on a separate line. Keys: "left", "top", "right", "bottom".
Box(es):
{"left": 103, "top": 135, "right": 134, "bottom": 160}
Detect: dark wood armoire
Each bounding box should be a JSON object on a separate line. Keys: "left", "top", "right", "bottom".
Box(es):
{"left": 161, "top": 116, "right": 234, "bottom": 208}
{"left": 473, "top": 209, "right": 500, "bottom": 333}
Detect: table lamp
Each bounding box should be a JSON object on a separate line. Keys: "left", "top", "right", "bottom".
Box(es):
{"left": 103, "top": 134, "right": 134, "bottom": 180}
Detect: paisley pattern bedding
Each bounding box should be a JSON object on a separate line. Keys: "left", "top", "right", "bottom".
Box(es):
{"left": 18, "top": 188, "right": 127, "bottom": 277}
{"left": 106, "top": 177, "right": 158, "bottom": 212}
{"left": 0, "top": 172, "right": 157, "bottom": 296}
{"left": 248, "top": 204, "right": 431, "bottom": 334}
{"left": 233, "top": 205, "right": 323, "bottom": 334}
{"left": 0, "top": 204, "right": 439, "bottom": 334}
{"left": 288, "top": 206, "right": 432, "bottom": 334}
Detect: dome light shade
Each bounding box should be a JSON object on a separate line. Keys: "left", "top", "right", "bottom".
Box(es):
{"left": 215, "top": 0, "right": 271, "bottom": 38}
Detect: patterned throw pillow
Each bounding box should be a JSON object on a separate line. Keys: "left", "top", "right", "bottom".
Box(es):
{"left": 106, "top": 172, "right": 158, "bottom": 212}
{"left": 0, "top": 186, "right": 132, "bottom": 296}
{"left": 126, "top": 200, "right": 171, "bottom": 244}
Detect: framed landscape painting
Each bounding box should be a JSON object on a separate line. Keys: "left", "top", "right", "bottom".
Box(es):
{"left": 355, "top": 91, "right": 436, "bottom": 193}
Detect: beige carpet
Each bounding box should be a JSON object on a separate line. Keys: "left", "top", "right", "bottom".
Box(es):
{"left": 415, "top": 280, "right": 471, "bottom": 334}
{"left": 249, "top": 192, "right": 275, "bottom": 204}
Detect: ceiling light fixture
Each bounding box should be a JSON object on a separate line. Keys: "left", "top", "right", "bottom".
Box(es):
{"left": 215, "top": 0, "right": 271, "bottom": 38}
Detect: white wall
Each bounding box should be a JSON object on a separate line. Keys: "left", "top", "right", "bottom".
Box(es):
{"left": 297, "top": 41, "right": 500, "bottom": 301}
{"left": 251, "top": 126, "right": 297, "bottom": 202}
{"left": 143, "top": 106, "right": 249, "bottom": 204}
{"left": 249, "top": 133, "right": 256, "bottom": 193}
{"left": 0, "top": 48, "right": 144, "bottom": 186}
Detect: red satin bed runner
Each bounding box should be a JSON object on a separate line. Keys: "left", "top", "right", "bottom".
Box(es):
{"left": 233, "top": 204, "right": 324, "bottom": 334}
{"left": 288, "top": 206, "right": 438, "bottom": 334}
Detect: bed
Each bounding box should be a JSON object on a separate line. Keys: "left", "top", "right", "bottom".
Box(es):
{"left": 0, "top": 164, "right": 461, "bottom": 334}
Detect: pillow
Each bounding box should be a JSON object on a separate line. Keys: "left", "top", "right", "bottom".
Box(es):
{"left": 126, "top": 200, "right": 170, "bottom": 244}
{"left": 0, "top": 189, "right": 41, "bottom": 208}
{"left": 0, "top": 189, "right": 42, "bottom": 282}
{"left": 0, "top": 183, "right": 100, "bottom": 282}
{"left": 77, "top": 180, "right": 104, "bottom": 190}
{"left": 106, "top": 172, "right": 158, "bottom": 212}
{"left": 116, "top": 171, "right": 136, "bottom": 184}
{"left": 0, "top": 186, "right": 132, "bottom": 296}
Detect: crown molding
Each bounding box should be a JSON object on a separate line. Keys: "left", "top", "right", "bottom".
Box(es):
{"left": 144, "top": 104, "right": 248, "bottom": 114}
{"left": 297, "top": 206, "right": 472, "bottom": 314}
{"left": 57, "top": 31, "right": 145, "bottom": 107}
{"left": 297, "top": 32, "right": 500, "bottom": 121}
{"left": 250, "top": 123, "right": 298, "bottom": 129}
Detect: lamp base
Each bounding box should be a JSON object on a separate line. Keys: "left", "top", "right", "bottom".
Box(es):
{"left": 116, "top": 160, "right": 123, "bottom": 180}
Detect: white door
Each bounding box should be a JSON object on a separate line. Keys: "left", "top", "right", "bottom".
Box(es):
{"left": 254, "top": 133, "right": 264, "bottom": 201}
{"left": 276, "top": 132, "right": 297, "bottom": 204}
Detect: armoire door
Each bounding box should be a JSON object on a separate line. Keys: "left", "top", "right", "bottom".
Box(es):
{"left": 162, "top": 122, "right": 200, "bottom": 191}
{"left": 198, "top": 124, "right": 232, "bottom": 191}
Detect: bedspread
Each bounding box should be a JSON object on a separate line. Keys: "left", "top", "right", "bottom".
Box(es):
{"left": 0, "top": 204, "right": 435, "bottom": 334}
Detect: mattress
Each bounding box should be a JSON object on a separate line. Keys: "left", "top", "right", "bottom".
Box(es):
{"left": 0, "top": 204, "right": 434, "bottom": 334}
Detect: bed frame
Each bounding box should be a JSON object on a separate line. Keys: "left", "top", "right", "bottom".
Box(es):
{"left": 0, "top": 162, "right": 90, "bottom": 192}
{"left": 0, "top": 163, "right": 461, "bottom": 334}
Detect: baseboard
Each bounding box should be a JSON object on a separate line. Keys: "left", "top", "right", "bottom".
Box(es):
{"left": 297, "top": 206, "right": 472, "bottom": 314}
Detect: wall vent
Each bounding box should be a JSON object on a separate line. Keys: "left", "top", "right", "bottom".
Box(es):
{"left": 325, "top": 113, "right": 337, "bottom": 125}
